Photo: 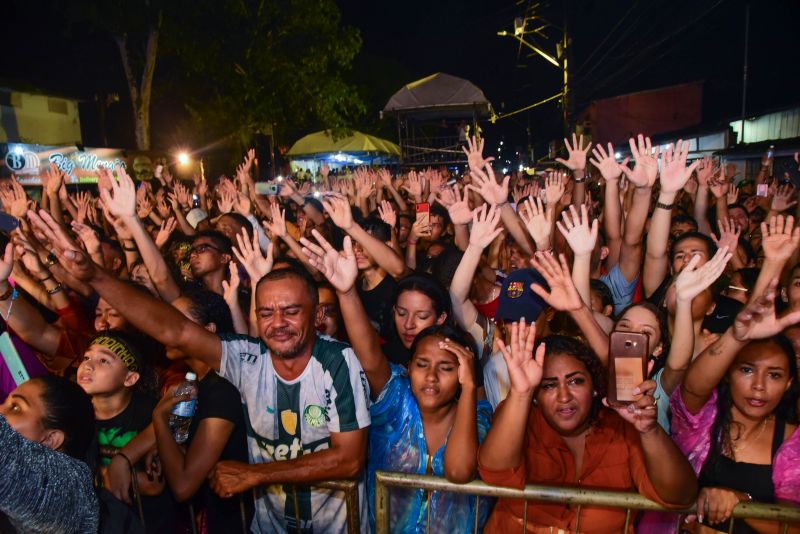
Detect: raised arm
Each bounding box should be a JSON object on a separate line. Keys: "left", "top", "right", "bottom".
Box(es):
{"left": 100, "top": 166, "right": 182, "bottom": 302}
{"left": 441, "top": 340, "right": 480, "bottom": 483}
{"left": 448, "top": 205, "right": 503, "bottom": 331}
{"left": 27, "top": 209, "right": 223, "bottom": 370}
{"left": 323, "top": 194, "right": 407, "bottom": 279}
{"left": 682, "top": 280, "right": 800, "bottom": 414}
{"left": 518, "top": 196, "right": 553, "bottom": 253}
{"left": 659, "top": 249, "right": 732, "bottom": 395}
{"left": 435, "top": 185, "right": 472, "bottom": 252}
{"left": 478, "top": 320, "right": 540, "bottom": 471}
{"left": 693, "top": 156, "right": 717, "bottom": 236}
{"left": 300, "top": 230, "right": 391, "bottom": 396}
{"left": 590, "top": 143, "right": 625, "bottom": 268}
{"left": 530, "top": 252, "right": 610, "bottom": 366}
{"left": 750, "top": 215, "right": 800, "bottom": 303}
{"left": 643, "top": 140, "right": 700, "bottom": 297}
{"left": 556, "top": 204, "right": 598, "bottom": 306}
{"left": 555, "top": 133, "right": 591, "bottom": 208}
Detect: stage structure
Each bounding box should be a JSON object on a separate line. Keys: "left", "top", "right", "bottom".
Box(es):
{"left": 382, "top": 73, "right": 493, "bottom": 168}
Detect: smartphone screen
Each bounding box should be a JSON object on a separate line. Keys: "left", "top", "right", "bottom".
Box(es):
{"left": 608, "top": 332, "right": 648, "bottom": 405}
{"left": 757, "top": 184, "right": 769, "bottom": 197}
{"left": 415, "top": 202, "right": 431, "bottom": 235}
{"left": 255, "top": 182, "right": 279, "bottom": 196}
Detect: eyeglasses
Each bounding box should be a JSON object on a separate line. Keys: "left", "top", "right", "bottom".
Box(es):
{"left": 189, "top": 243, "right": 221, "bottom": 256}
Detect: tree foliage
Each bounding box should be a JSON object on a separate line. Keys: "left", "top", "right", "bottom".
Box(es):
{"left": 168, "top": 0, "right": 365, "bottom": 148}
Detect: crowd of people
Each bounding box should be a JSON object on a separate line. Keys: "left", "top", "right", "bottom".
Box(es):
{"left": 0, "top": 133, "right": 799, "bottom": 533}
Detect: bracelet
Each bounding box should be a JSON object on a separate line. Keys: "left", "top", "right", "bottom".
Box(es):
{"left": 122, "top": 244, "right": 138, "bottom": 252}
{"left": 573, "top": 177, "right": 586, "bottom": 184}
{"left": 47, "top": 284, "right": 64, "bottom": 295}
{"left": 1, "top": 287, "right": 17, "bottom": 322}
{"left": 655, "top": 201, "right": 674, "bottom": 210}
{"left": 38, "top": 273, "right": 54, "bottom": 283}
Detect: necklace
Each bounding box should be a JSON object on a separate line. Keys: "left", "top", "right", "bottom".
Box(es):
{"left": 731, "top": 417, "right": 768, "bottom": 453}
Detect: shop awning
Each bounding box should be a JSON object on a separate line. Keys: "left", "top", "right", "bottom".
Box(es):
{"left": 287, "top": 130, "right": 400, "bottom": 157}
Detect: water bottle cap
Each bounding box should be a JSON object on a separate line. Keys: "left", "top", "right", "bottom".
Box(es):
{"left": 185, "top": 372, "right": 197, "bottom": 381}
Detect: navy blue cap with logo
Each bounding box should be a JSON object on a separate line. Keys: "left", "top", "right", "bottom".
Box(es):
{"left": 495, "top": 268, "right": 550, "bottom": 323}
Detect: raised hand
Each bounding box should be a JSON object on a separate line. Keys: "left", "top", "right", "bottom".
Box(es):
{"left": 174, "top": 182, "right": 192, "bottom": 208}
{"left": 300, "top": 230, "right": 358, "bottom": 293}
{"left": 589, "top": 143, "right": 627, "bottom": 182}
{"left": 761, "top": 215, "right": 800, "bottom": 262}
{"left": 438, "top": 184, "right": 472, "bottom": 225}
{"left": 733, "top": 279, "right": 800, "bottom": 341}
{"left": 321, "top": 193, "right": 354, "bottom": 231}
{"left": 555, "top": 133, "right": 591, "bottom": 172}
{"left": 27, "top": 209, "right": 93, "bottom": 281}
{"left": 402, "top": 171, "right": 424, "bottom": 201}
{"left": 155, "top": 217, "right": 177, "bottom": 249}
{"left": 75, "top": 191, "right": 92, "bottom": 224}
{"left": 232, "top": 227, "right": 273, "bottom": 282}
{"left": 461, "top": 135, "right": 494, "bottom": 172}
{"left": 99, "top": 165, "right": 136, "bottom": 219}
{"left": 377, "top": 169, "right": 393, "bottom": 190}
{"left": 726, "top": 184, "right": 739, "bottom": 205}
{"left": 466, "top": 162, "right": 510, "bottom": 206}
{"left": 709, "top": 165, "right": 730, "bottom": 199}
{"left": 409, "top": 218, "right": 431, "bottom": 240}
{"left": 529, "top": 251, "right": 583, "bottom": 312}
{"left": 42, "top": 163, "right": 64, "bottom": 197}
{"left": 659, "top": 140, "right": 700, "bottom": 193}
{"left": 544, "top": 172, "right": 565, "bottom": 206}
{"left": 556, "top": 204, "right": 598, "bottom": 257}
{"left": 234, "top": 192, "right": 252, "bottom": 217}
{"left": 771, "top": 184, "right": 797, "bottom": 212}
{"left": 264, "top": 203, "right": 287, "bottom": 239}
{"left": 711, "top": 219, "right": 740, "bottom": 256}
{"left": 468, "top": 203, "right": 503, "bottom": 249}
{"left": 221, "top": 262, "right": 240, "bottom": 305}
{"left": 0, "top": 177, "right": 28, "bottom": 219}
{"left": 519, "top": 196, "right": 552, "bottom": 249}
{"left": 674, "top": 247, "right": 732, "bottom": 304}
{"left": 619, "top": 134, "right": 659, "bottom": 188}
{"left": 696, "top": 155, "right": 718, "bottom": 187}
{"left": 71, "top": 222, "right": 102, "bottom": 258}
{"left": 217, "top": 188, "right": 236, "bottom": 214}
{"left": 494, "top": 319, "right": 542, "bottom": 396}
{"left": 377, "top": 200, "right": 396, "bottom": 228}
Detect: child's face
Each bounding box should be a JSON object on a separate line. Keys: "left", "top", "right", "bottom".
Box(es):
{"left": 77, "top": 345, "right": 138, "bottom": 396}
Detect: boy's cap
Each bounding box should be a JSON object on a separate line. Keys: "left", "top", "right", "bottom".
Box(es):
{"left": 495, "top": 268, "right": 549, "bottom": 324}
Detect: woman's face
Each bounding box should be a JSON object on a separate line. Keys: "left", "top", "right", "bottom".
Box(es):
{"left": 409, "top": 336, "right": 460, "bottom": 411}
{"left": 0, "top": 380, "right": 50, "bottom": 444}
{"left": 94, "top": 298, "right": 127, "bottom": 332}
{"left": 536, "top": 353, "right": 595, "bottom": 437}
{"left": 614, "top": 306, "right": 662, "bottom": 357}
{"left": 394, "top": 290, "right": 446, "bottom": 348}
{"left": 77, "top": 345, "right": 138, "bottom": 396}
{"left": 728, "top": 341, "right": 793, "bottom": 420}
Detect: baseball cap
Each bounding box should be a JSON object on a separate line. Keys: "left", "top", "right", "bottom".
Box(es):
{"left": 495, "top": 268, "right": 550, "bottom": 324}
{"left": 186, "top": 208, "right": 209, "bottom": 229}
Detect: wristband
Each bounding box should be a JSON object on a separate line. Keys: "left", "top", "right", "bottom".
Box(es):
{"left": 122, "top": 244, "right": 138, "bottom": 252}
{"left": 47, "top": 284, "right": 64, "bottom": 295}
{"left": 573, "top": 177, "right": 586, "bottom": 184}
{"left": 656, "top": 201, "right": 674, "bottom": 210}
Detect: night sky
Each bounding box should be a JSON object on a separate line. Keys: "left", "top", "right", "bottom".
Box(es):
{"left": 3, "top": 0, "right": 800, "bottom": 157}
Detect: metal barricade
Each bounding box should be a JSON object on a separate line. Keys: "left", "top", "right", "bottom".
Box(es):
{"left": 274, "top": 480, "right": 360, "bottom": 534}
{"left": 374, "top": 471, "right": 800, "bottom": 534}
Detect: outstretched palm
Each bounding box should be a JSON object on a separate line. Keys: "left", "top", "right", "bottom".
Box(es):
{"left": 674, "top": 247, "right": 731, "bottom": 303}
{"left": 529, "top": 252, "right": 583, "bottom": 312}
{"left": 300, "top": 230, "right": 358, "bottom": 293}
{"left": 620, "top": 134, "right": 659, "bottom": 188}
{"left": 494, "top": 319, "right": 543, "bottom": 396}
{"left": 733, "top": 280, "right": 800, "bottom": 341}
{"left": 233, "top": 228, "right": 273, "bottom": 282}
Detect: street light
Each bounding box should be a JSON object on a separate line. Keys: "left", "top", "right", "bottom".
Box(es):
{"left": 178, "top": 152, "right": 190, "bottom": 166}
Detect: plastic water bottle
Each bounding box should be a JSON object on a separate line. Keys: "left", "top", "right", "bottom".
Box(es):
{"left": 169, "top": 372, "right": 198, "bottom": 444}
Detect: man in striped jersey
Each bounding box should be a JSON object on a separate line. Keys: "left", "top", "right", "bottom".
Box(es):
{"left": 45, "top": 222, "right": 371, "bottom": 533}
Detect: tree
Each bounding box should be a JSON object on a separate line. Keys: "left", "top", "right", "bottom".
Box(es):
{"left": 66, "top": 0, "right": 164, "bottom": 150}
{"left": 169, "top": 0, "right": 365, "bottom": 149}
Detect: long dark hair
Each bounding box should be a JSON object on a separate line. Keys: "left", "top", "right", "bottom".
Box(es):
{"left": 702, "top": 336, "right": 800, "bottom": 475}
{"left": 392, "top": 273, "right": 453, "bottom": 326}
{"left": 32, "top": 375, "right": 97, "bottom": 468}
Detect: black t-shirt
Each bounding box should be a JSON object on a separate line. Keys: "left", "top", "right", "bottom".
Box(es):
{"left": 357, "top": 274, "right": 397, "bottom": 339}
{"left": 96, "top": 392, "right": 180, "bottom": 533}
{"left": 186, "top": 372, "right": 253, "bottom": 533}
{"left": 703, "top": 295, "right": 743, "bottom": 334}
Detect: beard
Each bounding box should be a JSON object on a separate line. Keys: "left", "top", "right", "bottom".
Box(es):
{"left": 265, "top": 329, "right": 309, "bottom": 359}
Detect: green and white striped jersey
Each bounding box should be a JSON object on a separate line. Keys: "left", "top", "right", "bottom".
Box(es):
{"left": 220, "top": 333, "right": 371, "bottom": 533}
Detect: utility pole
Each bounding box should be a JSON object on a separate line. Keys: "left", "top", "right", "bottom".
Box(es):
{"left": 495, "top": 4, "right": 570, "bottom": 134}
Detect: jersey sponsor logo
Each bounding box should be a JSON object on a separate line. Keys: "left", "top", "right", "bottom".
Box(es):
{"left": 253, "top": 435, "right": 331, "bottom": 461}
{"left": 303, "top": 404, "right": 327, "bottom": 427}
{"left": 281, "top": 409, "right": 298, "bottom": 435}
{"left": 239, "top": 352, "right": 258, "bottom": 364}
